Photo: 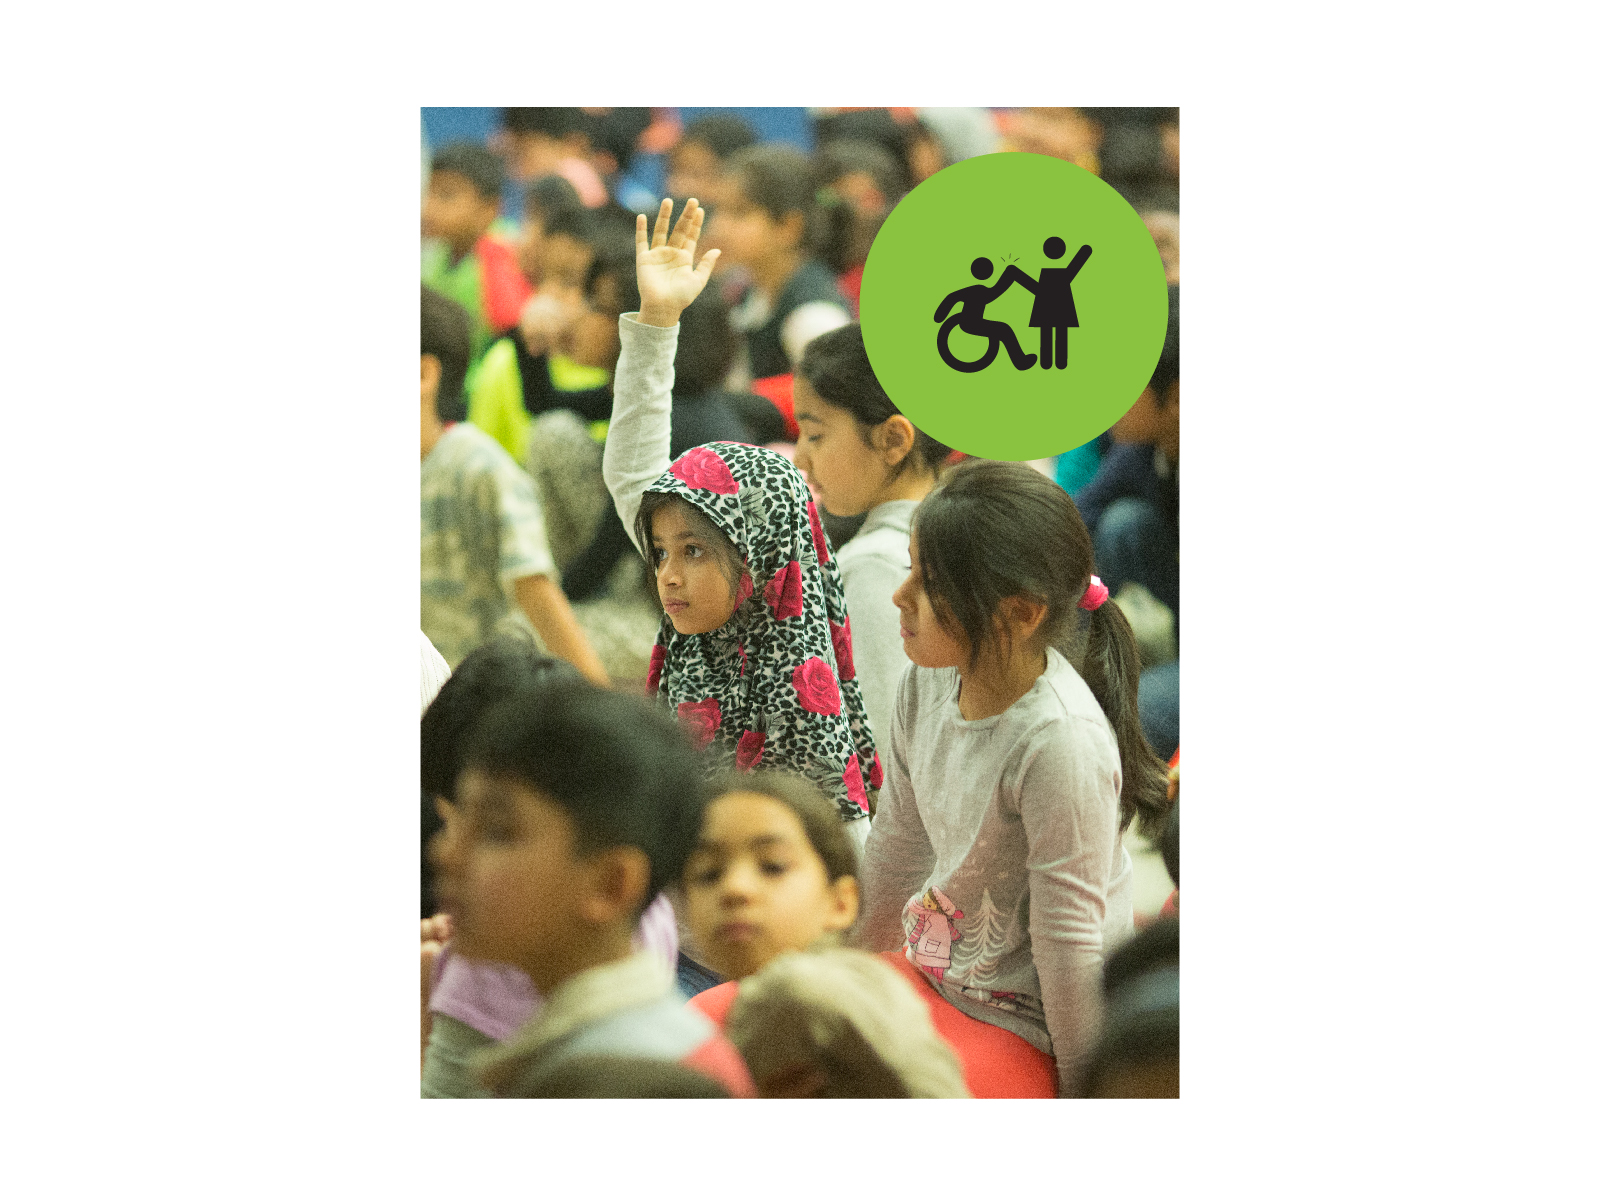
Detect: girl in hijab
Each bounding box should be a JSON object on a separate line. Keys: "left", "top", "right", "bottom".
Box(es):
{"left": 602, "top": 198, "right": 878, "bottom": 854}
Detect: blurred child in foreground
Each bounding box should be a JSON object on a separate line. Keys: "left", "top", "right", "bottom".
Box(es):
{"left": 431, "top": 677, "right": 754, "bottom": 1097}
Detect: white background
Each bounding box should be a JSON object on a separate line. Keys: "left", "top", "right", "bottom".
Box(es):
{"left": 3, "top": 0, "right": 1595, "bottom": 1192}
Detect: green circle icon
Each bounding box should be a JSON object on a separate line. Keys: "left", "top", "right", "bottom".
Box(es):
{"left": 859, "top": 153, "right": 1168, "bottom": 461}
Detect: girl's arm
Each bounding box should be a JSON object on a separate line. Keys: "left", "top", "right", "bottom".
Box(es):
{"left": 602, "top": 200, "right": 721, "bottom": 553}
{"left": 853, "top": 669, "right": 937, "bottom": 952}
{"left": 1016, "top": 718, "right": 1124, "bottom": 1097}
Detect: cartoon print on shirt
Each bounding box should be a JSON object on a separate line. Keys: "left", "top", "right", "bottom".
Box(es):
{"left": 947, "top": 888, "right": 1008, "bottom": 988}
{"left": 905, "top": 886, "right": 964, "bottom": 981}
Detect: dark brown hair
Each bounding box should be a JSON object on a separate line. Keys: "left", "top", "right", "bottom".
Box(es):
{"left": 635, "top": 492, "right": 744, "bottom": 595}
{"left": 797, "top": 323, "right": 951, "bottom": 479}
{"left": 708, "top": 768, "right": 859, "bottom": 885}
{"left": 912, "top": 460, "right": 1170, "bottom": 836}
{"left": 726, "top": 143, "right": 821, "bottom": 255}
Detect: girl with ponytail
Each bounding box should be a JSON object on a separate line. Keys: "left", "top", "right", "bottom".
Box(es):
{"left": 854, "top": 458, "right": 1171, "bottom": 1097}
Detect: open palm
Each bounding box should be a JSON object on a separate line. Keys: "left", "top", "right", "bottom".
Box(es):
{"left": 636, "top": 197, "right": 720, "bottom": 323}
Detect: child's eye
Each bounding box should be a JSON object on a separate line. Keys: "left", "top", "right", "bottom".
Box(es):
{"left": 686, "top": 545, "right": 704, "bottom": 559}
{"left": 807, "top": 435, "right": 823, "bottom": 444}
{"left": 760, "top": 860, "right": 790, "bottom": 877}
{"left": 690, "top": 864, "right": 723, "bottom": 886}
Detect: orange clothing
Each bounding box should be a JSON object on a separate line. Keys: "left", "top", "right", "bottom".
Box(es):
{"left": 688, "top": 951, "right": 1057, "bottom": 1098}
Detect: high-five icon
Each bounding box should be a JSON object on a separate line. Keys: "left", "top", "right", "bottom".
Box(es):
{"left": 933, "top": 238, "right": 1092, "bottom": 373}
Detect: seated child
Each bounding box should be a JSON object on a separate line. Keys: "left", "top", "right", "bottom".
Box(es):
{"left": 1077, "top": 285, "right": 1179, "bottom": 758}
{"left": 856, "top": 459, "right": 1173, "bottom": 1096}
{"left": 1075, "top": 283, "right": 1180, "bottom": 629}
{"left": 468, "top": 203, "right": 617, "bottom": 463}
{"left": 682, "top": 770, "right": 1056, "bottom": 1098}
{"left": 419, "top": 637, "right": 678, "bottom": 1097}
{"left": 665, "top": 113, "right": 757, "bottom": 211}
{"left": 498, "top": 107, "right": 607, "bottom": 208}
{"left": 602, "top": 200, "right": 877, "bottom": 846}
{"left": 514, "top": 173, "right": 585, "bottom": 290}
{"left": 727, "top": 947, "right": 968, "bottom": 1098}
{"left": 420, "top": 285, "right": 606, "bottom": 683}
{"left": 810, "top": 138, "right": 908, "bottom": 315}
{"left": 432, "top": 676, "right": 754, "bottom": 1098}
{"left": 707, "top": 145, "right": 852, "bottom": 384}
{"left": 422, "top": 142, "right": 532, "bottom": 365}
{"left": 792, "top": 323, "right": 951, "bottom": 748}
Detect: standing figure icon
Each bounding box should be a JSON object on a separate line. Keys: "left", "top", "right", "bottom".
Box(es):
{"left": 996, "top": 237, "right": 1093, "bottom": 370}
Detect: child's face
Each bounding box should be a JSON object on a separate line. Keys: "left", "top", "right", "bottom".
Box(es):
{"left": 682, "top": 791, "right": 858, "bottom": 980}
{"left": 892, "top": 532, "right": 970, "bottom": 670}
{"left": 539, "top": 232, "right": 594, "bottom": 296}
{"left": 422, "top": 170, "right": 497, "bottom": 253}
{"left": 516, "top": 213, "right": 547, "bottom": 284}
{"left": 792, "top": 376, "right": 895, "bottom": 517}
{"left": 705, "top": 183, "right": 795, "bottom": 268}
{"left": 507, "top": 131, "right": 571, "bottom": 182}
{"left": 430, "top": 768, "right": 595, "bottom": 986}
{"left": 650, "top": 502, "right": 741, "bottom": 636}
{"left": 666, "top": 140, "right": 729, "bottom": 207}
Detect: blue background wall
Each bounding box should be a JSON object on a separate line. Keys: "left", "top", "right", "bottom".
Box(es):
{"left": 421, "top": 107, "right": 814, "bottom": 215}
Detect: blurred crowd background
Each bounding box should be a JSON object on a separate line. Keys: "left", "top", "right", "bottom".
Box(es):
{"left": 419, "top": 107, "right": 1180, "bottom": 1098}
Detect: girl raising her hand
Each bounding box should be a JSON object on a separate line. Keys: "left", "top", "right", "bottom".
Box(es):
{"left": 602, "top": 199, "right": 878, "bottom": 852}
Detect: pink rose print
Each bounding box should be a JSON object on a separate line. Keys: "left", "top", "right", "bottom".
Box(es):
{"left": 763, "top": 561, "right": 803, "bottom": 620}
{"left": 806, "top": 499, "right": 830, "bottom": 565}
{"left": 646, "top": 645, "right": 666, "bottom": 696}
{"left": 735, "top": 571, "right": 754, "bottom": 607}
{"left": 843, "top": 754, "right": 868, "bottom": 813}
{"left": 829, "top": 617, "right": 855, "bottom": 682}
{"left": 677, "top": 697, "right": 722, "bottom": 750}
{"left": 791, "top": 656, "right": 841, "bottom": 715}
{"left": 670, "top": 447, "right": 739, "bottom": 495}
{"left": 867, "top": 752, "right": 883, "bottom": 790}
{"left": 736, "top": 729, "right": 766, "bottom": 770}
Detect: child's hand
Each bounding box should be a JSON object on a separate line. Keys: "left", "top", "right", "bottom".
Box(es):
{"left": 636, "top": 198, "right": 720, "bottom": 328}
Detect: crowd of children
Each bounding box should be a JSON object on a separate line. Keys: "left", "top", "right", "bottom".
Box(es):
{"left": 419, "top": 107, "right": 1181, "bottom": 1098}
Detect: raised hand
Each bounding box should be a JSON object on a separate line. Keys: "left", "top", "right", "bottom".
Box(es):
{"left": 636, "top": 198, "right": 721, "bottom": 328}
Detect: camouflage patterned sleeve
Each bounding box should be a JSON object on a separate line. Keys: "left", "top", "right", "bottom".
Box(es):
{"left": 492, "top": 457, "right": 556, "bottom": 584}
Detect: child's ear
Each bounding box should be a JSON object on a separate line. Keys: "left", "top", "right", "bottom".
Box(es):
{"left": 874, "top": 416, "right": 915, "bottom": 468}
{"left": 999, "top": 595, "right": 1049, "bottom": 641}
{"left": 421, "top": 354, "right": 442, "bottom": 408}
{"left": 578, "top": 846, "right": 651, "bottom": 924}
{"left": 822, "top": 875, "right": 860, "bottom": 932}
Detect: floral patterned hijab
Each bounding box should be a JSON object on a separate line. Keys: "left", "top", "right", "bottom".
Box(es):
{"left": 642, "top": 442, "right": 879, "bottom": 822}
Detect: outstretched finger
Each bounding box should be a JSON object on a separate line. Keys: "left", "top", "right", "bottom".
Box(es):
{"left": 669, "top": 198, "right": 701, "bottom": 250}
{"left": 693, "top": 247, "right": 721, "bottom": 286}
{"left": 635, "top": 212, "right": 648, "bottom": 257}
{"left": 652, "top": 198, "right": 673, "bottom": 249}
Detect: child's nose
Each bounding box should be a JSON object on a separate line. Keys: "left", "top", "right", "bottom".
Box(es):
{"left": 720, "top": 860, "right": 761, "bottom": 899}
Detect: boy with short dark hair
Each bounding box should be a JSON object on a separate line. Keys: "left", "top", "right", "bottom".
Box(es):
{"left": 422, "top": 142, "right": 532, "bottom": 364}
{"left": 665, "top": 113, "right": 757, "bottom": 208}
{"left": 498, "top": 107, "right": 608, "bottom": 208}
{"left": 420, "top": 285, "right": 606, "bottom": 683}
{"left": 434, "top": 680, "right": 755, "bottom": 1097}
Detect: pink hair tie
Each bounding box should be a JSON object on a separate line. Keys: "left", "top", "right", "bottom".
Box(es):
{"left": 1078, "top": 575, "right": 1110, "bottom": 611}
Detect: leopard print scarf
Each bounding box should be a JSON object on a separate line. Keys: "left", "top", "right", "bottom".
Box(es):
{"left": 641, "top": 442, "right": 879, "bottom": 821}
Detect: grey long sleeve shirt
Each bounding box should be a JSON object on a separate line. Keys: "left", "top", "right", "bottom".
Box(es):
{"left": 856, "top": 648, "right": 1135, "bottom": 1095}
